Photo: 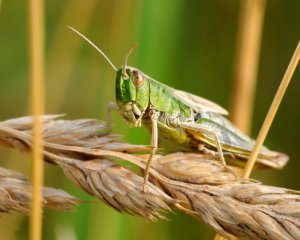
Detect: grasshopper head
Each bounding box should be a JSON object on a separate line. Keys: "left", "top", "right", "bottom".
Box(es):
{"left": 66, "top": 27, "right": 149, "bottom": 127}
{"left": 115, "top": 66, "right": 150, "bottom": 127}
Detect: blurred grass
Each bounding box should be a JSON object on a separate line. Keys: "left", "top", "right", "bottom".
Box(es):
{"left": 217, "top": 1, "right": 267, "bottom": 239}
{"left": 230, "top": 0, "right": 266, "bottom": 135}
{"left": 0, "top": 0, "right": 299, "bottom": 239}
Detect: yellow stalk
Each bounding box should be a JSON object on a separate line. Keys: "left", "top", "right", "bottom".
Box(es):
{"left": 28, "top": 0, "right": 45, "bottom": 239}
{"left": 216, "top": 0, "right": 266, "bottom": 239}
{"left": 230, "top": 0, "right": 266, "bottom": 135}
{"left": 243, "top": 41, "right": 300, "bottom": 178}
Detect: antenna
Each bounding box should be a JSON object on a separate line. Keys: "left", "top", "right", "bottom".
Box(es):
{"left": 122, "top": 44, "right": 137, "bottom": 78}
{"left": 67, "top": 26, "right": 117, "bottom": 71}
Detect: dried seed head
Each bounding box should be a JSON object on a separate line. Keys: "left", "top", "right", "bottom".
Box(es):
{"left": 0, "top": 168, "right": 82, "bottom": 213}
{"left": 0, "top": 115, "right": 299, "bottom": 239}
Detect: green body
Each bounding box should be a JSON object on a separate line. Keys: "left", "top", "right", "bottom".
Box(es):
{"left": 116, "top": 68, "right": 193, "bottom": 146}
{"left": 115, "top": 67, "right": 288, "bottom": 169}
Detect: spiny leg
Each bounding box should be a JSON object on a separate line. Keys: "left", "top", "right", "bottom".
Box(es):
{"left": 106, "top": 102, "right": 119, "bottom": 130}
{"left": 198, "top": 145, "right": 235, "bottom": 160}
{"left": 143, "top": 109, "right": 159, "bottom": 192}
{"left": 177, "top": 121, "right": 238, "bottom": 177}
{"left": 178, "top": 122, "right": 226, "bottom": 166}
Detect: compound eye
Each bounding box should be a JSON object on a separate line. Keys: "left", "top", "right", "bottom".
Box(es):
{"left": 133, "top": 70, "right": 144, "bottom": 88}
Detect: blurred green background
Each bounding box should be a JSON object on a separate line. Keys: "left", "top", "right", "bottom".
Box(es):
{"left": 0, "top": 0, "right": 299, "bottom": 239}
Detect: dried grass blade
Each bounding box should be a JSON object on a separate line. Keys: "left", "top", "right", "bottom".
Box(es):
{"left": 243, "top": 41, "right": 300, "bottom": 178}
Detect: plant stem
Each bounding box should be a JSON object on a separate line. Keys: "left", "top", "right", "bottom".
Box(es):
{"left": 28, "top": 0, "right": 45, "bottom": 239}
{"left": 217, "top": 1, "right": 266, "bottom": 239}
{"left": 243, "top": 41, "right": 300, "bottom": 178}
{"left": 230, "top": 0, "right": 266, "bottom": 135}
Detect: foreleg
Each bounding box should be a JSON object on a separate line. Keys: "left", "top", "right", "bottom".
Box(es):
{"left": 143, "top": 109, "right": 160, "bottom": 191}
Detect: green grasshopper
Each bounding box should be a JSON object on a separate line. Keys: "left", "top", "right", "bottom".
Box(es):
{"left": 68, "top": 27, "right": 288, "bottom": 189}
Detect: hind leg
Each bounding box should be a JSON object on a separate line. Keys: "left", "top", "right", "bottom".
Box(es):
{"left": 170, "top": 120, "right": 237, "bottom": 177}
{"left": 198, "top": 144, "right": 235, "bottom": 159}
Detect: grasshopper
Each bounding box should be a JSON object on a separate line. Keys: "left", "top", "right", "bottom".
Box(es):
{"left": 69, "top": 27, "right": 289, "bottom": 190}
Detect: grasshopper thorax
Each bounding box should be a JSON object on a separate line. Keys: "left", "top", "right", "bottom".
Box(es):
{"left": 115, "top": 66, "right": 150, "bottom": 127}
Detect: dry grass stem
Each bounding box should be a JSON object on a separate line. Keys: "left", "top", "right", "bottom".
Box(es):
{"left": 0, "top": 166, "right": 82, "bottom": 214}
{"left": 0, "top": 115, "right": 299, "bottom": 239}
{"left": 243, "top": 41, "right": 300, "bottom": 178}
{"left": 230, "top": 0, "right": 266, "bottom": 134}
{"left": 224, "top": 1, "right": 266, "bottom": 239}
{"left": 28, "top": 0, "right": 45, "bottom": 238}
